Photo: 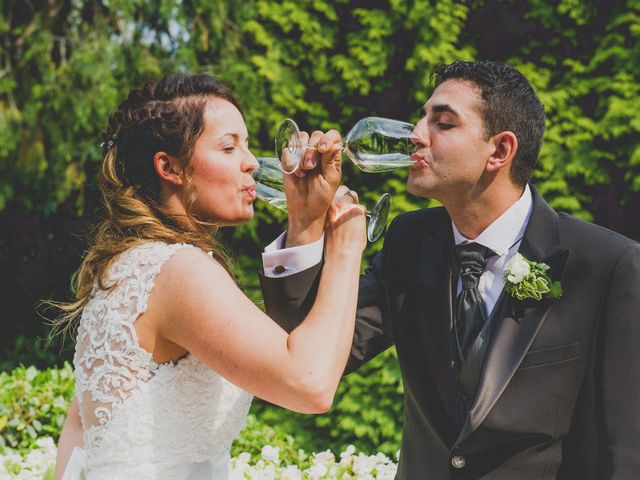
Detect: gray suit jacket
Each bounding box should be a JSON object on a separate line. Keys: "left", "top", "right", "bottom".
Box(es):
{"left": 260, "top": 187, "right": 640, "bottom": 479}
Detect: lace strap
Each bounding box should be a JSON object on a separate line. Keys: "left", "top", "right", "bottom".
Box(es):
{"left": 129, "top": 242, "right": 192, "bottom": 322}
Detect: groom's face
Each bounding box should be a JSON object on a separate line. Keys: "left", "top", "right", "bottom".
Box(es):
{"left": 407, "top": 79, "right": 495, "bottom": 203}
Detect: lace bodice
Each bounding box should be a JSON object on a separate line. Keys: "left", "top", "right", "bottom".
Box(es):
{"left": 73, "top": 242, "right": 252, "bottom": 479}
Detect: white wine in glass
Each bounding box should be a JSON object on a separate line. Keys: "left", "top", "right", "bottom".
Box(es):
{"left": 254, "top": 157, "right": 391, "bottom": 242}
{"left": 275, "top": 117, "right": 416, "bottom": 175}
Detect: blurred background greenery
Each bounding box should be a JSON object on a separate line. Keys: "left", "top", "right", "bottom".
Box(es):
{"left": 1, "top": 0, "right": 639, "bottom": 457}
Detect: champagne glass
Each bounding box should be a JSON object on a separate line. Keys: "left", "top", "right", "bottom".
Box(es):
{"left": 254, "top": 157, "right": 391, "bottom": 242}
{"left": 275, "top": 117, "right": 415, "bottom": 175}
{"left": 254, "top": 157, "right": 288, "bottom": 211}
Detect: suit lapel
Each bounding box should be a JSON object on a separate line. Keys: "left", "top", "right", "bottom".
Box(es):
{"left": 416, "top": 222, "right": 457, "bottom": 422}
{"left": 457, "top": 186, "right": 569, "bottom": 443}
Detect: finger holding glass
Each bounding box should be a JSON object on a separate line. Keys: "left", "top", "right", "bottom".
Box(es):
{"left": 324, "top": 186, "right": 367, "bottom": 257}
{"left": 254, "top": 157, "right": 391, "bottom": 242}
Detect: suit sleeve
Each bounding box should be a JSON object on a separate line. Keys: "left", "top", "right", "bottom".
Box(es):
{"left": 259, "top": 262, "right": 323, "bottom": 333}
{"left": 599, "top": 241, "right": 640, "bottom": 478}
{"left": 259, "top": 221, "right": 400, "bottom": 373}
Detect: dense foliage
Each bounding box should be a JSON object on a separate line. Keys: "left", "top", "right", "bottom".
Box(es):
{"left": 0, "top": 364, "right": 74, "bottom": 451}
{"left": 1, "top": 0, "right": 639, "bottom": 461}
{"left": 253, "top": 349, "right": 403, "bottom": 456}
{"left": 1, "top": 1, "right": 639, "bottom": 221}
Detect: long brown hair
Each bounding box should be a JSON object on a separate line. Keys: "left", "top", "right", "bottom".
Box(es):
{"left": 51, "top": 74, "right": 242, "bottom": 337}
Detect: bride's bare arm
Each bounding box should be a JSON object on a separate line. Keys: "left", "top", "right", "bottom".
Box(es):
{"left": 54, "top": 395, "right": 83, "bottom": 479}
{"left": 152, "top": 200, "right": 365, "bottom": 414}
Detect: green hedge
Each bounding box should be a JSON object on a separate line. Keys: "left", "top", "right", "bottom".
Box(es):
{"left": 3, "top": 1, "right": 640, "bottom": 227}
{"left": 0, "top": 364, "right": 75, "bottom": 452}
{"left": 0, "top": 360, "right": 403, "bottom": 458}
{"left": 253, "top": 348, "right": 403, "bottom": 457}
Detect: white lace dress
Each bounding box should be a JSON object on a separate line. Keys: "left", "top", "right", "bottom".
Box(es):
{"left": 62, "top": 242, "right": 253, "bottom": 480}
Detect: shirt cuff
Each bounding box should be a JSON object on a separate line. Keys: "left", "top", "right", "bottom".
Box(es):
{"left": 262, "top": 231, "right": 324, "bottom": 278}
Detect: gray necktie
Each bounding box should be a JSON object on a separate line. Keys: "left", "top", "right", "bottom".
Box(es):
{"left": 453, "top": 242, "right": 495, "bottom": 403}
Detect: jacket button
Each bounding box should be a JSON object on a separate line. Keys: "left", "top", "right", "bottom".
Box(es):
{"left": 451, "top": 455, "right": 466, "bottom": 469}
{"left": 273, "top": 265, "right": 287, "bottom": 274}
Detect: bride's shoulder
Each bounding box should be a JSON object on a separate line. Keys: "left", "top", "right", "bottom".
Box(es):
{"left": 121, "top": 240, "right": 199, "bottom": 258}
{"left": 161, "top": 243, "right": 227, "bottom": 275}
{"left": 150, "top": 242, "right": 231, "bottom": 287}
{"left": 147, "top": 242, "right": 237, "bottom": 318}
{"left": 116, "top": 241, "right": 211, "bottom": 266}
{"left": 104, "top": 241, "right": 217, "bottom": 285}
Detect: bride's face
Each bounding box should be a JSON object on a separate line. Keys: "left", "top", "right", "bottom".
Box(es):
{"left": 188, "top": 98, "right": 259, "bottom": 226}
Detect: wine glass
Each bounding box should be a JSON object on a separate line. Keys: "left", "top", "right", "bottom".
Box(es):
{"left": 275, "top": 117, "right": 416, "bottom": 175}
{"left": 254, "top": 157, "right": 391, "bottom": 242}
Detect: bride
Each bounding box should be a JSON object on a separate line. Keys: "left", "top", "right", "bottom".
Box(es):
{"left": 53, "top": 74, "right": 365, "bottom": 479}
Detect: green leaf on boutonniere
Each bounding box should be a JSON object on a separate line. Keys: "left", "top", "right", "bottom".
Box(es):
{"left": 504, "top": 253, "right": 562, "bottom": 302}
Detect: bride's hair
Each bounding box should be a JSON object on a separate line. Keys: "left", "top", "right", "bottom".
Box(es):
{"left": 51, "top": 74, "right": 240, "bottom": 336}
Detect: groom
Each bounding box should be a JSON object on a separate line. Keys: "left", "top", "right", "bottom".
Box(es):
{"left": 260, "top": 61, "right": 640, "bottom": 479}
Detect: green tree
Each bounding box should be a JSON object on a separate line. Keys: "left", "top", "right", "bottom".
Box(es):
{"left": 1, "top": 0, "right": 639, "bottom": 455}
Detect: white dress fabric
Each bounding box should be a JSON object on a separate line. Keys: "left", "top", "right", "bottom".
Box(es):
{"left": 64, "top": 242, "right": 253, "bottom": 480}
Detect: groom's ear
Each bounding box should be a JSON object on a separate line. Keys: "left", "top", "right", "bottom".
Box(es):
{"left": 486, "top": 131, "right": 517, "bottom": 173}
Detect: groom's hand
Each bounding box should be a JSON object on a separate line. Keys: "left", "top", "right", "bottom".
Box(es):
{"left": 284, "top": 129, "right": 342, "bottom": 248}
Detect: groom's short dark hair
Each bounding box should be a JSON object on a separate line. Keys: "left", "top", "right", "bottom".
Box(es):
{"left": 432, "top": 60, "right": 546, "bottom": 187}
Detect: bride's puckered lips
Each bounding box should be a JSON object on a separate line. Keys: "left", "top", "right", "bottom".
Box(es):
{"left": 243, "top": 184, "right": 256, "bottom": 201}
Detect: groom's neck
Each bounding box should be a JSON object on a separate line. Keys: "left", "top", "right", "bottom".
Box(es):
{"left": 444, "top": 183, "right": 524, "bottom": 240}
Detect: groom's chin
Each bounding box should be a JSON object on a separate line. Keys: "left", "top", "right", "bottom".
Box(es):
{"left": 406, "top": 179, "right": 432, "bottom": 200}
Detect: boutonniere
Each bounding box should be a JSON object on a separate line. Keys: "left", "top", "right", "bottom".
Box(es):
{"left": 504, "top": 253, "right": 562, "bottom": 303}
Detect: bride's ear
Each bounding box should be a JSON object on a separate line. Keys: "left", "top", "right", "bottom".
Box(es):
{"left": 154, "top": 152, "right": 184, "bottom": 186}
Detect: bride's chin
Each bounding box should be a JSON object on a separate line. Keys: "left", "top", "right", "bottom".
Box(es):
{"left": 215, "top": 211, "right": 255, "bottom": 228}
{"left": 236, "top": 211, "right": 255, "bottom": 225}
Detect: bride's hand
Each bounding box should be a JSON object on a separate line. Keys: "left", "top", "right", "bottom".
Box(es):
{"left": 324, "top": 185, "right": 366, "bottom": 257}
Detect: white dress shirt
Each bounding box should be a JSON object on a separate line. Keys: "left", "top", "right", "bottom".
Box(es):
{"left": 452, "top": 185, "right": 533, "bottom": 315}
{"left": 262, "top": 185, "right": 534, "bottom": 317}
{"left": 262, "top": 232, "right": 325, "bottom": 277}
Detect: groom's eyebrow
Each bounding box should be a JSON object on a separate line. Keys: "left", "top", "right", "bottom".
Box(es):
{"left": 432, "top": 104, "right": 459, "bottom": 116}
{"left": 419, "top": 103, "right": 459, "bottom": 118}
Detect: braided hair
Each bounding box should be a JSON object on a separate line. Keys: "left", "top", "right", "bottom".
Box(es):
{"left": 53, "top": 74, "right": 242, "bottom": 335}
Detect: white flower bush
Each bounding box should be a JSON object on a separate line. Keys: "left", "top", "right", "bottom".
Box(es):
{"left": 0, "top": 437, "right": 57, "bottom": 480}
{"left": 230, "top": 444, "right": 397, "bottom": 480}
{"left": 261, "top": 445, "right": 281, "bottom": 464}
{"left": 0, "top": 438, "right": 397, "bottom": 480}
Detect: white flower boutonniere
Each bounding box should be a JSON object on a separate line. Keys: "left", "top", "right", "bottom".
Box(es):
{"left": 504, "top": 253, "right": 562, "bottom": 302}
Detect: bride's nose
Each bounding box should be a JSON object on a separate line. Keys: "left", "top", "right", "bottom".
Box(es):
{"left": 244, "top": 152, "right": 259, "bottom": 174}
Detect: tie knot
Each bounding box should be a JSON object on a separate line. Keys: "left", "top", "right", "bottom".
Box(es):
{"left": 454, "top": 243, "right": 494, "bottom": 289}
